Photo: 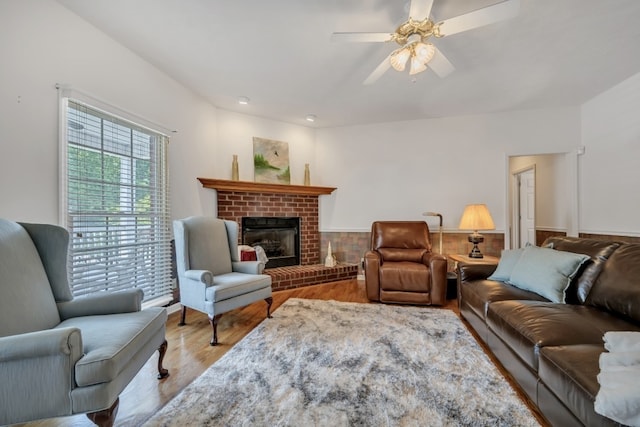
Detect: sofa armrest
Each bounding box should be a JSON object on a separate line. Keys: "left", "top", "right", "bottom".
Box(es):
{"left": 0, "top": 328, "right": 84, "bottom": 424}
{"left": 423, "top": 252, "right": 446, "bottom": 266}
{"left": 364, "top": 250, "right": 381, "bottom": 301}
{"left": 424, "top": 253, "right": 448, "bottom": 305}
{"left": 232, "top": 261, "right": 265, "bottom": 274}
{"left": 57, "top": 289, "right": 143, "bottom": 320}
{"left": 184, "top": 269, "right": 214, "bottom": 285}
{"left": 458, "top": 263, "right": 498, "bottom": 282}
{"left": 0, "top": 328, "right": 83, "bottom": 362}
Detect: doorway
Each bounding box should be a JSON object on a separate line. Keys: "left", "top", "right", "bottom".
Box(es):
{"left": 514, "top": 167, "right": 535, "bottom": 248}
{"left": 505, "top": 152, "right": 579, "bottom": 250}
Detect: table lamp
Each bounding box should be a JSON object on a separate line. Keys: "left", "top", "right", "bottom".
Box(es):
{"left": 458, "top": 204, "right": 495, "bottom": 258}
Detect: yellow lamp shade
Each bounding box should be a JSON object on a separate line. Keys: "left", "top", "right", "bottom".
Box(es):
{"left": 459, "top": 204, "right": 495, "bottom": 231}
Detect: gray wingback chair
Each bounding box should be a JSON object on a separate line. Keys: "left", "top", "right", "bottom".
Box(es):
{"left": 0, "top": 219, "right": 169, "bottom": 427}
{"left": 173, "top": 216, "right": 273, "bottom": 346}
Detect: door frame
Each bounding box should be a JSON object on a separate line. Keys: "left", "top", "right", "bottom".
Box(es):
{"left": 504, "top": 151, "right": 579, "bottom": 250}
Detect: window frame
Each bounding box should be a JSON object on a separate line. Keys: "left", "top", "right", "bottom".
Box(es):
{"left": 59, "top": 94, "right": 173, "bottom": 307}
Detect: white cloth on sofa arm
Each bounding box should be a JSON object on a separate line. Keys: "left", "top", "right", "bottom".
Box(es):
{"left": 600, "top": 351, "right": 640, "bottom": 368}
{"left": 595, "top": 367, "right": 640, "bottom": 426}
{"left": 595, "top": 331, "right": 640, "bottom": 426}
{"left": 603, "top": 331, "right": 640, "bottom": 352}
{"left": 254, "top": 245, "right": 268, "bottom": 264}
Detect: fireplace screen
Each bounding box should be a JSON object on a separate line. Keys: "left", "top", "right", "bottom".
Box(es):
{"left": 242, "top": 217, "right": 300, "bottom": 268}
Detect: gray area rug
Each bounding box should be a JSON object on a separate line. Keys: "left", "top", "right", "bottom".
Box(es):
{"left": 144, "top": 299, "right": 539, "bottom": 426}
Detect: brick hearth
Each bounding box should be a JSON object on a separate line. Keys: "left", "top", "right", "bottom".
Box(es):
{"left": 264, "top": 264, "right": 358, "bottom": 292}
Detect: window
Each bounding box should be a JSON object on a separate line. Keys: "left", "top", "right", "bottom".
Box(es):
{"left": 62, "top": 99, "right": 172, "bottom": 305}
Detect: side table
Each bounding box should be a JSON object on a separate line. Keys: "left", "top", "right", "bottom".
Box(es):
{"left": 447, "top": 254, "right": 499, "bottom": 302}
{"left": 448, "top": 254, "right": 499, "bottom": 268}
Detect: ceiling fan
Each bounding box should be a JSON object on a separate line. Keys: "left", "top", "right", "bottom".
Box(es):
{"left": 331, "top": 0, "right": 520, "bottom": 85}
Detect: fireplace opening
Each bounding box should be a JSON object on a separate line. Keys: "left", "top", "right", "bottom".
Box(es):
{"left": 242, "top": 217, "right": 300, "bottom": 268}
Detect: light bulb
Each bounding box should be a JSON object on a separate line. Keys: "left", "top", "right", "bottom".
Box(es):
{"left": 414, "top": 42, "right": 435, "bottom": 64}
{"left": 390, "top": 47, "right": 411, "bottom": 71}
{"left": 409, "top": 56, "right": 428, "bottom": 75}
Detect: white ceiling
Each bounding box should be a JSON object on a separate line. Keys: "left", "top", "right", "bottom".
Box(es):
{"left": 57, "top": 0, "right": 640, "bottom": 128}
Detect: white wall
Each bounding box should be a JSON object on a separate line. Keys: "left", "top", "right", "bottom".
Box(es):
{"left": 0, "top": 0, "right": 221, "bottom": 223}
{"left": 581, "top": 72, "right": 640, "bottom": 236}
{"left": 0, "top": 0, "right": 313, "bottom": 224}
{"left": 316, "top": 107, "right": 581, "bottom": 232}
{"left": 2, "top": 1, "right": 637, "bottom": 238}
{"left": 216, "top": 110, "right": 315, "bottom": 184}
{"left": 211, "top": 109, "right": 315, "bottom": 214}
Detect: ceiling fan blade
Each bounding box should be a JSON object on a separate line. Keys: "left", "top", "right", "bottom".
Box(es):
{"left": 437, "top": 0, "right": 520, "bottom": 37}
{"left": 331, "top": 32, "right": 393, "bottom": 43}
{"left": 428, "top": 47, "right": 455, "bottom": 78}
{"left": 363, "top": 54, "right": 392, "bottom": 85}
{"left": 408, "top": 0, "right": 434, "bottom": 21}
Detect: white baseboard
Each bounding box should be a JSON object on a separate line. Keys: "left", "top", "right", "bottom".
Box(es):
{"left": 536, "top": 226, "right": 568, "bottom": 232}
{"left": 166, "top": 302, "right": 182, "bottom": 315}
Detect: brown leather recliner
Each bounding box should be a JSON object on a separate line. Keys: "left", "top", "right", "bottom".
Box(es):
{"left": 364, "top": 221, "right": 447, "bottom": 305}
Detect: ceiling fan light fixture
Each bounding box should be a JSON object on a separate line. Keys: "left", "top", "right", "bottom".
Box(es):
{"left": 390, "top": 47, "right": 411, "bottom": 71}
{"left": 409, "top": 56, "right": 428, "bottom": 75}
{"left": 333, "top": 0, "right": 521, "bottom": 85}
{"left": 414, "top": 42, "right": 435, "bottom": 64}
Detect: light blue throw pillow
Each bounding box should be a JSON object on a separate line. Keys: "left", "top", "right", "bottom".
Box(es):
{"left": 507, "top": 246, "right": 590, "bottom": 303}
{"left": 487, "top": 248, "right": 525, "bottom": 282}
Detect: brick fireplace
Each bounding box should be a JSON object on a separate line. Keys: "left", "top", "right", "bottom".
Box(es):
{"left": 214, "top": 191, "right": 324, "bottom": 265}
{"left": 197, "top": 178, "right": 357, "bottom": 290}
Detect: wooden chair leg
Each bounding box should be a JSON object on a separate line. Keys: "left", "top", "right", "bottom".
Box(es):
{"left": 157, "top": 339, "right": 169, "bottom": 379}
{"left": 265, "top": 297, "right": 273, "bottom": 318}
{"left": 87, "top": 398, "right": 119, "bottom": 427}
{"left": 178, "top": 305, "right": 187, "bottom": 326}
{"left": 209, "top": 314, "right": 223, "bottom": 346}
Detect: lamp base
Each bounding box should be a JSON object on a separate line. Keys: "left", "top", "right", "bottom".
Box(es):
{"left": 468, "top": 233, "right": 485, "bottom": 258}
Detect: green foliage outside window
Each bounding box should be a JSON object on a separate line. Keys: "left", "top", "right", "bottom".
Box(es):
{"left": 68, "top": 147, "right": 153, "bottom": 219}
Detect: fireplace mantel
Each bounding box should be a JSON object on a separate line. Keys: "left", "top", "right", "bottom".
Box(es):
{"left": 197, "top": 178, "right": 336, "bottom": 196}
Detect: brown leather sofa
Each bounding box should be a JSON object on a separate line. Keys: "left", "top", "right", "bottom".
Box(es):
{"left": 458, "top": 236, "right": 640, "bottom": 426}
{"left": 364, "top": 221, "right": 447, "bottom": 305}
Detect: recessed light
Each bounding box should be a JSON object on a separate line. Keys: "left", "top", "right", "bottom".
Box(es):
{"left": 306, "top": 114, "right": 316, "bottom": 122}
{"left": 238, "top": 96, "right": 250, "bottom": 105}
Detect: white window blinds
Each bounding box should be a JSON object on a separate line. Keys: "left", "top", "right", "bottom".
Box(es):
{"left": 63, "top": 99, "right": 172, "bottom": 304}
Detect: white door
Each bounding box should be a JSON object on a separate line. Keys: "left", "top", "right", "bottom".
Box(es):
{"left": 518, "top": 169, "right": 536, "bottom": 247}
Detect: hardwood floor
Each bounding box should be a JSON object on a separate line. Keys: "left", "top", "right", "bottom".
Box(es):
{"left": 21, "top": 279, "right": 545, "bottom": 426}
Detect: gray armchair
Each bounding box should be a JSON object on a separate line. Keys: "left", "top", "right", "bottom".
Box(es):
{"left": 173, "top": 216, "right": 273, "bottom": 346}
{"left": 0, "top": 219, "right": 169, "bottom": 427}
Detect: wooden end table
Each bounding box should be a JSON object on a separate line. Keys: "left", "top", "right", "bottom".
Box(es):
{"left": 448, "top": 254, "right": 499, "bottom": 267}
{"left": 447, "top": 254, "right": 499, "bottom": 303}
